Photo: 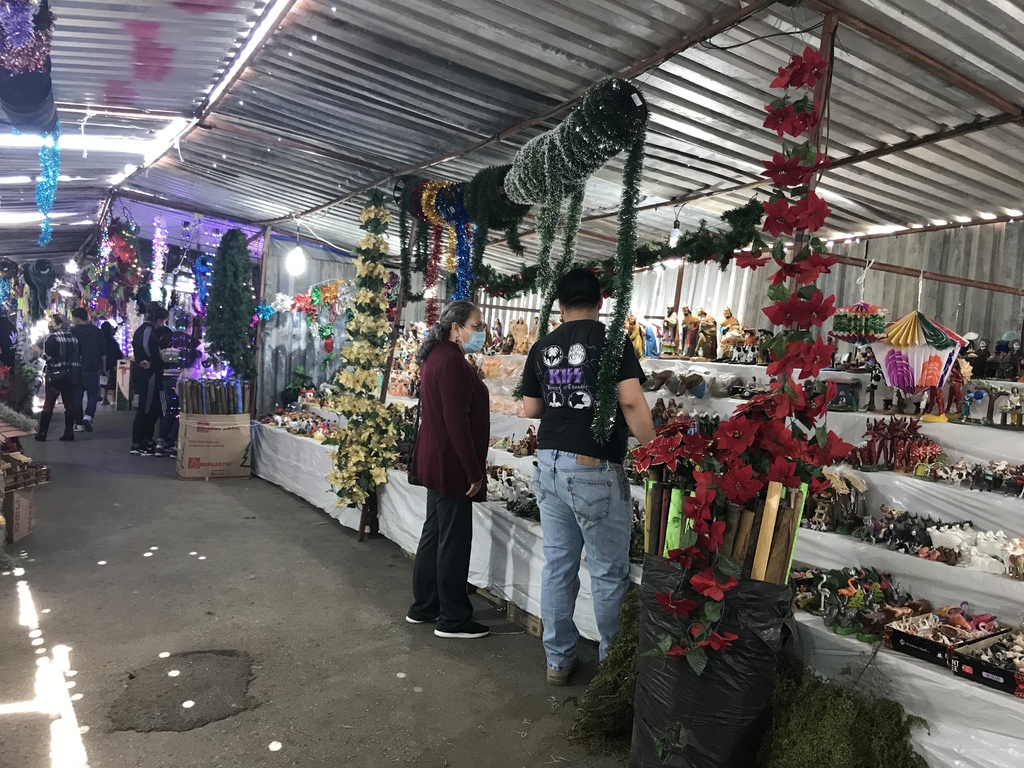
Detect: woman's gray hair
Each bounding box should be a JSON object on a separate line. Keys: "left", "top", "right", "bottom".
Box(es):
{"left": 50, "top": 313, "right": 72, "bottom": 331}
{"left": 415, "top": 300, "right": 479, "bottom": 365}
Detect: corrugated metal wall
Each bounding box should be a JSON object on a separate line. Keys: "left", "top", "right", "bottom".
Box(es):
{"left": 675, "top": 220, "right": 1024, "bottom": 340}
{"left": 257, "top": 235, "right": 355, "bottom": 414}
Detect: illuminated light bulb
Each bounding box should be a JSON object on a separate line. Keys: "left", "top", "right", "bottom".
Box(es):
{"left": 285, "top": 246, "right": 307, "bottom": 276}
{"left": 668, "top": 218, "right": 681, "bottom": 249}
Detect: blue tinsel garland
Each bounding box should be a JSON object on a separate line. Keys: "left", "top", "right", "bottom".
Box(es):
{"left": 36, "top": 118, "right": 61, "bottom": 246}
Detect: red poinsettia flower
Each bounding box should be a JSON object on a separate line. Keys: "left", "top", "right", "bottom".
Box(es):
{"left": 756, "top": 420, "right": 804, "bottom": 459}
{"left": 770, "top": 54, "right": 804, "bottom": 89}
{"left": 768, "top": 251, "right": 838, "bottom": 287}
{"left": 667, "top": 545, "right": 704, "bottom": 570}
{"left": 685, "top": 479, "right": 717, "bottom": 521}
{"left": 714, "top": 418, "right": 757, "bottom": 455}
{"left": 799, "top": 337, "right": 837, "bottom": 379}
{"left": 806, "top": 430, "right": 855, "bottom": 466}
{"left": 703, "top": 631, "right": 740, "bottom": 652}
{"left": 766, "top": 339, "right": 811, "bottom": 377}
{"left": 793, "top": 192, "right": 832, "bottom": 232}
{"left": 810, "top": 476, "right": 832, "bottom": 496}
{"left": 807, "top": 380, "right": 838, "bottom": 420}
{"left": 767, "top": 455, "right": 801, "bottom": 487}
{"left": 763, "top": 291, "right": 835, "bottom": 329}
{"left": 656, "top": 591, "right": 700, "bottom": 619}
{"left": 799, "top": 46, "right": 828, "bottom": 88}
{"left": 705, "top": 519, "right": 728, "bottom": 552}
{"left": 795, "top": 108, "right": 820, "bottom": 134}
{"left": 761, "top": 153, "right": 812, "bottom": 188}
{"left": 720, "top": 462, "right": 764, "bottom": 505}
{"left": 762, "top": 198, "right": 799, "bottom": 238}
{"left": 768, "top": 379, "right": 807, "bottom": 420}
{"left": 763, "top": 103, "right": 804, "bottom": 139}
{"left": 690, "top": 567, "right": 739, "bottom": 602}
{"left": 676, "top": 432, "right": 712, "bottom": 464}
{"left": 666, "top": 643, "right": 689, "bottom": 658}
{"left": 734, "top": 250, "right": 770, "bottom": 269}
{"left": 690, "top": 624, "right": 705, "bottom": 639}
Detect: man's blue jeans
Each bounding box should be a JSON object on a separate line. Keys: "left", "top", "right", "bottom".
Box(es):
{"left": 78, "top": 370, "right": 101, "bottom": 423}
{"left": 534, "top": 449, "right": 631, "bottom": 671}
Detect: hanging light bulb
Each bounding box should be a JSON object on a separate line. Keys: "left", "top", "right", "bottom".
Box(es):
{"left": 286, "top": 228, "right": 306, "bottom": 276}
{"left": 669, "top": 216, "right": 681, "bottom": 249}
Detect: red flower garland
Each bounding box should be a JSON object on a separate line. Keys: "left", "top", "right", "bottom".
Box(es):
{"left": 642, "top": 46, "right": 855, "bottom": 672}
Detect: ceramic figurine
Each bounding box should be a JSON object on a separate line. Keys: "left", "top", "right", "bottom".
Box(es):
{"left": 651, "top": 398, "right": 666, "bottom": 428}
{"left": 681, "top": 306, "right": 699, "bottom": 357}
{"left": 626, "top": 314, "right": 645, "bottom": 359}
{"left": 694, "top": 309, "right": 718, "bottom": 359}
{"left": 662, "top": 307, "right": 678, "bottom": 356}
{"left": 720, "top": 307, "right": 740, "bottom": 336}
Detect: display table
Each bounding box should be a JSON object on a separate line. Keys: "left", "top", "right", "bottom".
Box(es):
{"left": 250, "top": 423, "right": 362, "bottom": 530}
{"left": 794, "top": 612, "right": 1024, "bottom": 768}
{"left": 641, "top": 357, "right": 873, "bottom": 386}
{"left": 793, "top": 528, "right": 1024, "bottom": 622}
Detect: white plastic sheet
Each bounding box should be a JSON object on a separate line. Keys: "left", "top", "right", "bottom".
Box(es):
{"left": 793, "top": 529, "right": 1024, "bottom": 623}
{"left": 794, "top": 612, "right": 1024, "bottom": 768}
{"left": 250, "top": 423, "right": 362, "bottom": 530}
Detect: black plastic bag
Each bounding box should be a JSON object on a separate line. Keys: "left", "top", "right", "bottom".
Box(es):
{"left": 630, "top": 556, "right": 791, "bottom": 768}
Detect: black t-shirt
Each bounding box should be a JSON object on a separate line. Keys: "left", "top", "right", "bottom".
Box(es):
{"left": 521, "top": 319, "right": 646, "bottom": 464}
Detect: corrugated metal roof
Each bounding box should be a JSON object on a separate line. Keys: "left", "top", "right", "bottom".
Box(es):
{"left": 0, "top": 0, "right": 270, "bottom": 261}
{"left": 11, "top": 1, "right": 1024, "bottom": 274}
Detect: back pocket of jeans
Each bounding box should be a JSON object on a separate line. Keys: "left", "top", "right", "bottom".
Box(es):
{"left": 568, "top": 477, "right": 613, "bottom": 522}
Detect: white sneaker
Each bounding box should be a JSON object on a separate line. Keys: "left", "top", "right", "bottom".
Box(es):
{"left": 73, "top": 424, "right": 85, "bottom": 432}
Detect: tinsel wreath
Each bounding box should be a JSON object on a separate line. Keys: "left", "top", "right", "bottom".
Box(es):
{"left": 23, "top": 257, "right": 55, "bottom": 321}
{"left": 205, "top": 230, "right": 256, "bottom": 377}
{"left": 35, "top": 117, "right": 60, "bottom": 246}
{"left": 436, "top": 183, "right": 475, "bottom": 300}
{"left": 593, "top": 134, "right": 646, "bottom": 444}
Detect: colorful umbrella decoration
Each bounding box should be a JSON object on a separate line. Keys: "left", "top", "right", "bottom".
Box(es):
{"left": 869, "top": 311, "right": 967, "bottom": 394}
{"left": 829, "top": 302, "right": 888, "bottom": 345}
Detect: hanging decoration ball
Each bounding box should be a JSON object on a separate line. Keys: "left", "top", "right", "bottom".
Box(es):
{"left": 869, "top": 311, "right": 967, "bottom": 394}
{"left": 829, "top": 302, "right": 888, "bottom": 345}
{"left": 324, "top": 336, "right": 334, "bottom": 354}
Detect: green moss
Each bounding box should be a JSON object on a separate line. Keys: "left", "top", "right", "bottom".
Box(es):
{"left": 569, "top": 589, "right": 639, "bottom": 750}
{"left": 757, "top": 657, "right": 928, "bottom": 768}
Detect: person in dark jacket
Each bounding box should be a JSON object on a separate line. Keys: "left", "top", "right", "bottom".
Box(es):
{"left": 130, "top": 305, "right": 168, "bottom": 455}
{"left": 71, "top": 307, "right": 106, "bottom": 433}
{"left": 0, "top": 310, "right": 18, "bottom": 369}
{"left": 100, "top": 321, "right": 124, "bottom": 405}
{"left": 407, "top": 300, "right": 491, "bottom": 639}
{"left": 32, "top": 314, "right": 81, "bottom": 442}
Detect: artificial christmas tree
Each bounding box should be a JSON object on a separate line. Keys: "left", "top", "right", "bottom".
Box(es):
{"left": 206, "top": 229, "right": 255, "bottom": 377}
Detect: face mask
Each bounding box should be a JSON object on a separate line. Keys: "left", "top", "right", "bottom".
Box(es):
{"left": 462, "top": 329, "right": 486, "bottom": 354}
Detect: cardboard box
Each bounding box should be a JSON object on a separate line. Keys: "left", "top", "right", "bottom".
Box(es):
{"left": 176, "top": 413, "right": 251, "bottom": 480}
{"left": 4, "top": 489, "right": 34, "bottom": 543}
{"left": 883, "top": 613, "right": 1007, "bottom": 668}
{"left": 951, "top": 634, "right": 1024, "bottom": 697}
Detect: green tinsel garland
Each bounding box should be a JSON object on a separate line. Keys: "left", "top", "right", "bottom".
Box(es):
{"left": 537, "top": 187, "right": 585, "bottom": 340}
{"left": 593, "top": 134, "right": 646, "bottom": 444}
{"left": 464, "top": 164, "right": 531, "bottom": 262}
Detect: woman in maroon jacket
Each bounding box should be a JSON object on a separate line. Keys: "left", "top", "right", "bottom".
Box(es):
{"left": 407, "top": 300, "right": 491, "bottom": 639}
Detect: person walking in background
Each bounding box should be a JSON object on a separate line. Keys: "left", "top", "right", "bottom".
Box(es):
{"left": 130, "top": 305, "right": 168, "bottom": 456}
{"left": 407, "top": 300, "right": 491, "bottom": 640}
{"left": 32, "top": 314, "right": 81, "bottom": 442}
{"left": 521, "top": 268, "right": 656, "bottom": 685}
{"left": 100, "top": 321, "right": 124, "bottom": 406}
{"left": 71, "top": 307, "right": 105, "bottom": 433}
{"left": 154, "top": 324, "right": 182, "bottom": 457}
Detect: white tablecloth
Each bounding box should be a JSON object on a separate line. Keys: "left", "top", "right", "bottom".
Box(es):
{"left": 794, "top": 612, "right": 1024, "bottom": 768}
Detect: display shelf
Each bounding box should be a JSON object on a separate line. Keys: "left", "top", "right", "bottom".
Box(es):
{"left": 857, "top": 468, "right": 1024, "bottom": 536}
{"left": 793, "top": 528, "right": 1024, "bottom": 622}
{"left": 640, "top": 358, "right": 872, "bottom": 386}
{"left": 794, "top": 612, "right": 1024, "bottom": 768}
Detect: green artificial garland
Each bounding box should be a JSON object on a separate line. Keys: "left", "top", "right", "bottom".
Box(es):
{"left": 464, "top": 164, "right": 531, "bottom": 264}
{"left": 593, "top": 134, "right": 646, "bottom": 444}
{"left": 537, "top": 187, "right": 586, "bottom": 340}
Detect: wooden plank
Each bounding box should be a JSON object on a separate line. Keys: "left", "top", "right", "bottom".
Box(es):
{"left": 751, "top": 481, "right": 784, "bottom": 582}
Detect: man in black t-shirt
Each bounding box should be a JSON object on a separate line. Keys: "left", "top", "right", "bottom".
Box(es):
{"left": 521, "top": 268, "right": 655, "bottom": 686}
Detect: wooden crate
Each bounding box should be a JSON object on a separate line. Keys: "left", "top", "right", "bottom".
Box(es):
{"left": 507, "top": 602, "right": 543, "bottom": 638}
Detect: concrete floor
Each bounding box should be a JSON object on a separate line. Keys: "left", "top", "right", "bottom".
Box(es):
{"left": 0, "top": 409, "right": 624, "bottom": 768}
